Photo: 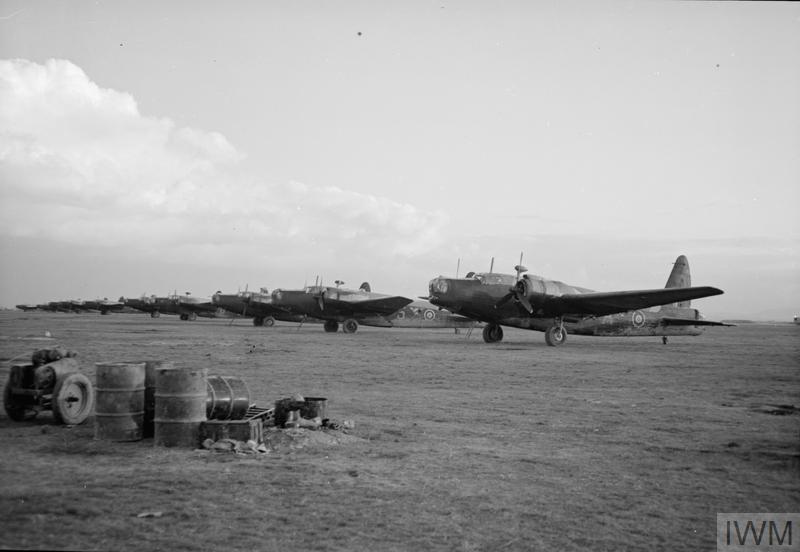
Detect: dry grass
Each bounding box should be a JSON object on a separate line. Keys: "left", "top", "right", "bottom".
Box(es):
{"left": 0, "top": 312, "right": 798, "bottom": 551}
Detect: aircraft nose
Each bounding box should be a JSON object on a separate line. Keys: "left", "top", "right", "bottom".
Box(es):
{"left": 428, "top": 277, "right": 450, "bottom": 297}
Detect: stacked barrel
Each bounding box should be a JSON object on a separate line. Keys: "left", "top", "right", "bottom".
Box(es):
{"left": 94, "top": 362, "right": 250, "bottom": 447}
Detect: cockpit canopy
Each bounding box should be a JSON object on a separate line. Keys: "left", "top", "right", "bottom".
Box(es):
{"left": 471, "top": 273, "right": 518, "bottom": 286}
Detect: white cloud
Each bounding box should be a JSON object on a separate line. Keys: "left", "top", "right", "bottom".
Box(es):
{"left": 0, "top": 58, "right": 447, "bottom": 264}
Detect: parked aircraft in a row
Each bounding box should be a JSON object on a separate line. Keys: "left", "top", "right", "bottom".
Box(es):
{"left": 15, "top": 254, "right": 730, "bottom": 346}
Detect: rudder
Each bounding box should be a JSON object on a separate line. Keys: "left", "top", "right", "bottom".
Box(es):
{"left": 664, "top": 255, "right": 692, "bottom": 308}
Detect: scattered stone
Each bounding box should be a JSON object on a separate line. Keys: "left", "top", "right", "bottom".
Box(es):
{"left": 136, "top": 511, "right": 163, "bottom": 518}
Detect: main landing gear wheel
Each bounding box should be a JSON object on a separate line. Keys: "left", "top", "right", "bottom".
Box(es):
{"left": 324, "top": 320, "right": 339, "bottom": 333}
{"left": 482, "top": 323, "right": 504, "bottom": 343}
{"left": 188, "top": 312, "right": 197, "bottom": 321}
{"left": 264, "top": 317, "right": 275, "bottom": 327}
{"left": 180, "top": 314, "right": 189, "bottom": 321}
{"left": 545, "top": 326, "right": 567, "bottom": 347}
{"left": 151, "top": 311, "right": 160, "bottom": 318}
{"left": 51, "top": 372, "right": 94, "bottom": 425}
{"left": 3, "top": 381, "right": 36, "bottom": 421}
{"left": 342, "top": 319, "right": 359, "bottom": 334}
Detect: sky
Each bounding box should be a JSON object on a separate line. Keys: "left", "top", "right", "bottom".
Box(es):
{"left": 0, "top": 0, "right": 798, "bottom": 320}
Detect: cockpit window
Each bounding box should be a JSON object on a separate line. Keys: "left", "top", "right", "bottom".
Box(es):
{"left": 474, "top": 273, "right": 516, "bottom": 286}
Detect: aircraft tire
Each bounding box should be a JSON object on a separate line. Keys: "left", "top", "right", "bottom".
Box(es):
{"left": 263, "top": 317, "right": 275, "bottom": 327}
{"left": 545, "top": 326, "right": 567, "bottom": 347}
{"left": 151, "top": 311, "right": 160, "bottom": 318}
{"left": 51, "top": 372, "right": 94, "bottom": 425}
{"left": 342, "top": 319, "right": 359, "bottom": 334}
{"left": 188, "top": 312, "right": 197, "bottom": 321}
{"left": 324, "top": 320, "right": 339, "bottom": 333}
{"left": 180, "top": 314, "right": 189, "bottom": 321}
{"left": 253, "top": 317, "right": 265, "bottom": 327}
{"left": 482, "top": 323, "right": 503, "bottom": 343}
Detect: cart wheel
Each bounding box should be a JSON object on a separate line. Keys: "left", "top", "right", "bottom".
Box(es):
{"left": 52, "top": 373, "right": 94, "bottom": 425}
{"left": 3, "top": 380, "right": 36, "bottom": 421}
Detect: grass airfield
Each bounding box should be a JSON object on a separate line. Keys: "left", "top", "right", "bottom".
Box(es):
{"left": 0, "top": 311, "right": 798, "bottom": 551}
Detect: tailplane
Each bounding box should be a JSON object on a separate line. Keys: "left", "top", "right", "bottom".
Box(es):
{"left": 359, "top": 282, "right": 371, "bottom": 292}
{"left": 664, "top": 255, "right": 692, "bottom": 308}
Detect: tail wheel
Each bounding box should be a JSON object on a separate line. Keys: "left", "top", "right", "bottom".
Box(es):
{"left": 52, "top": 372, "right": 94, "bottom": 425}
{"left": 264, "top": 317, "right": 275, "bottom": 327}
{"left": 342, "top": 319, "right": 359, "bottom": 334}
{"left": 545, "top": 326, "right": 567, "bottom": 347}
{"left": 324, "top": 320, "right": 339, "bottom": 333}
{"left": 482, "top": 323, "right": 503, "bottom": 343}
{"left": 3, "top": 381, "right": 36, "bottom": 421}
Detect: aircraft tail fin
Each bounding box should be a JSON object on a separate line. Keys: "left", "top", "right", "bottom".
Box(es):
{"left": 663, "top": 255, "right": 692, "bottom": 308}
{"left": 359, "top": 282, "right": 371, "bottom": 292}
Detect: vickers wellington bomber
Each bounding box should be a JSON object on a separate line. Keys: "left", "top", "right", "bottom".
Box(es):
{"left": 427, "top": 255, "right": 728, "bottom": 346}
{"left": 212, "top": 288, "right": 308, "bottom": 326}
{"left": 123, "top": 293, "right": 219, "bottom": 320}
{"left": 270, "top": 281, "right": 413, "bottom": 333}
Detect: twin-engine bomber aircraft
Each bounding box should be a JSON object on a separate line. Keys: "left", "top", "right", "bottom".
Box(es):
{"left": 270, "top": 281, "right": 413, "bottom": 333}
{"left": 212, "top": 288, "right": 308, "bottom": 326}
{"left": 427, "top": 255, "right": 728, "bottom": 346}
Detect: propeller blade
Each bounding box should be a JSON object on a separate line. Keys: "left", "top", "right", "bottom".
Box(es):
{"left": 519, "top": 295, "right": 534, "bottom": 314}
{"left": 494, "top": 291, "right": 515, "bottom": 309}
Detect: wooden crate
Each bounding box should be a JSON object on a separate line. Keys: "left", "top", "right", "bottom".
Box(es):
{"left": 199, "top": 407, "right": 274, "bottom": 444}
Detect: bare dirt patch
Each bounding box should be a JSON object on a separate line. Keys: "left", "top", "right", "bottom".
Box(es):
{"left": 1, "top": 312, "right": 798, "bottom": 551}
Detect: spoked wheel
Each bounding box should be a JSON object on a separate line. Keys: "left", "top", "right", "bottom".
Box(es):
{"left": 482, "top": 323, "right": 504, "bottom": 343}
{"left": 3, "top": 381, "right": 36, "bottom": 421}
{"left": 545, "top": 326, "right": 567, "bottom": 347}
{"left": 324, "top": 320, "right": 339, "bottom": 333}
{"left": 52, "top": 373, "right": 95, "bottom": 425}
{"left": 342, "top": 319, "right": 359, "bottom": 334}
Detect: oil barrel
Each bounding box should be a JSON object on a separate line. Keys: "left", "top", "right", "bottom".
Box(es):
{"left": 206, "top": 375, "right": 251, "bottom": 420}
{"left": 117, "top": 359, "right": 173, "bottom": 438}
{"left": 301, "top": 397, "right": 327, "bottom": 420}
{"left": 154, "top": 365, "right": 207, "bottom": 447}
{"left": 94, "top": 362, "right": 146, "bottom": 441}
{"left": 144, "top": 360, "right": 173, "bottom": 438}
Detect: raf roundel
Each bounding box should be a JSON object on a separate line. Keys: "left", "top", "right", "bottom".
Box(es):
{"left": 632, "top": 310, "right": 646, "bottom": 328}
{"left": 423, "top": 309, "right": 436, "bottom": 320}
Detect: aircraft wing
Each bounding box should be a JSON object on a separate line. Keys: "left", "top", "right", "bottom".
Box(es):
{"left": 547, "top": 286, "right": 724, "bottom": 317}
{"left": 659, "top": 317, "right": 735, "bottom": 327}
{"left": 332, "top": 296, "right": 414, "bottom": 316}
